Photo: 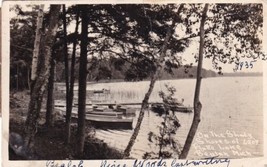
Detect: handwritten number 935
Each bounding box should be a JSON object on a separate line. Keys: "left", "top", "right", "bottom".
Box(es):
{"left": 234, "top": 60, "right": 257, "bottom": 71}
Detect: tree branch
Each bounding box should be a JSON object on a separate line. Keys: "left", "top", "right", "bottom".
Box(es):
{"left": 11, "top": 44, "right": 33, "bottom": 52}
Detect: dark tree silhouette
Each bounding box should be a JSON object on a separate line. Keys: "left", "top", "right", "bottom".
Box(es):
{"left": 24, "top": 5, "right": 61, "bottom": 149}
{"left": 66, "top": 8, "right": 80, "bottom": 144}
{"left": 123, "top": 5, "right": 185, "bottom": 158}
{"left": 179, "top": 4, "right": 209, "bottom": 159}
{"left": 76, "top": 5, "right": 88, "bottom": 156}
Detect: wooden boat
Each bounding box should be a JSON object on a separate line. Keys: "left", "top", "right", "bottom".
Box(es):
{"left": 151, "top": 103, "right": 193, "bottom": 113}
{"left": 92, "top": 106, "right": 105, "bottom": 112}
{"left": 115, "top": 106, "right": 136, "bottom": 117}
{"left": 70, "top": 112, "right": 133, "bottom": 129}
{"left": 88, "top": 89, "right": 110, "bottom": 94}
{"left": 91, "top": 105, "right": 136, "bottom": 117}
{"left": 173, "top": 106, "right": 193, "bottom": 113}
{"left": 86, "top": 116, "right": 133, "bottom": 129}
{"left": 56, "top": 101, "right": 135, "bottom": 129}
{"left": 86, "top": 111, "right": 123, "bottom": 117}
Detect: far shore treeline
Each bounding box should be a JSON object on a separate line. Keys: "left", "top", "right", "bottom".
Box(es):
{"left": 10, "top": 57, "right": 262, "bottom": 91}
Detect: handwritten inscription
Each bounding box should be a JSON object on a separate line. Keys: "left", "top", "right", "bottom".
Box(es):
{"left": 193, "top": 130, "right": 259, "bottom": 158}
{"left": 100, "top": 157, "right": 230, "bottom": 167}
{"left": 171, "top": 156, "right": 230, "bottom": 167}
{"left": 233, "top": 60, "right": 256, "bottom": 71}
{"left": 133, "top": 159, "right": 167, "bottom": 167}
{"left": 100, "top": 160, "right": 127, "bottom": 167}
{"left": 46, "top": 160, "right": 83, "bottom": 167}
{"left": 100, "top": 159, "right": 167, "bottom": 167}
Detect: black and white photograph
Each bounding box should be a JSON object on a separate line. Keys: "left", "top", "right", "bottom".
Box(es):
{"left": 2, "top": 1, "right": 267, "bottom": 166}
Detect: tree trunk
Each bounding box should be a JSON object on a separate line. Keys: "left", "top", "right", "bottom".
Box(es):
{"left": 179, "top": 4, "right": 209, "bottom": 159}
{"left": 16, "top": 64, "right": 19, "bottom": 91}
{"left": 77, "top": 6, "right": 88, "bottom": 157}
{"left": 27, "top": 66, "right": 31, "bottom": 90}
{"left": 123, "top": 5, "right": 184, "bottom": 158}
{"left": 31, "top": 4, "right": 44, "bottom": 92}
{"left": 63, "top": 5, "right": 70, "bottom": 124}
{"left": 66, "top": 10, "right": 80, "bottom": 144}
{"left": 46, "top": 54, "right": 56, "bottom": 127}
{"left": 24, "top": 5, "right": 61, "bottom": 149}
{"left": 159, "top": 112, "right": 167, "bottom": 158}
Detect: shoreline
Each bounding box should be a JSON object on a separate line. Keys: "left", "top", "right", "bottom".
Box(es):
{"left": 54, "top": 75, "right": 263, "bottom": 87}
{"left": 9, "top": 91, "right": 124, "bottom": 160}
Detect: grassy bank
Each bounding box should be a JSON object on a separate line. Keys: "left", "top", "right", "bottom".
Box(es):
{"left": 9, "top": 90, "right": 123, "bottom": 160}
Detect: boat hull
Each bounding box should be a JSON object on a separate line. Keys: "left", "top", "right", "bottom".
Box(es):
{"left": 70, "top": 112, "right": 133, "bottom": 130}
{"left": 151, "top": 103, "right": 193, "bottom": 113}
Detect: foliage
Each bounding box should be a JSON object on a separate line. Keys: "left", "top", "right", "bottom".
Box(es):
{"left": 10, "top": 4, "right": 266, "bottom": 89}
{"left": 204, "top": 4, "right": 265, "bottom": 73}
{"left": 9, "top": 5, "right": 64, "bottom": 90}
{"left": 144, "top": 84, "right": 182, "bottom": 159}
{"left": 77, "top": 4, "right": 193, "bottom": 81}
{"left": 10, "top": 6, "right": 38, "bottom": 90}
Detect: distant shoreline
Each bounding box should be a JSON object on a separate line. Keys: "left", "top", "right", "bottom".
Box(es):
{"left": 55, "top": 74, "right": 263, "bottom": 86}
{"left": 220, "top": 72, "right": 263, "bottom": 77}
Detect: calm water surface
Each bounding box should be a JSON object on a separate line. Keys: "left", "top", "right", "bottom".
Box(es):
{"left": 84, "top": 77, "right": 263, "bottom": 159}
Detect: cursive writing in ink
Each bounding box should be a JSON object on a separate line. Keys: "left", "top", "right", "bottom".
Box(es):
{"left": 46, "top": 160, "right": 83, "bottom": 167}
{"left": 100, "top": 160, "right": 127, "bottom": 167}
{"left": 133, "top": 159, "right": 167, "bottom": 167}
{"left": 171, "top": 156, "right": 230, "bottom": 167}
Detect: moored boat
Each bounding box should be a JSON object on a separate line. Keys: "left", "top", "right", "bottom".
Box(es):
{"left": 70, "top": 112, "right": 133, "bottom": 129}
{"left": 86, "top": 111, "right": 123, "bottom": 117}
{"left": 92, "top": 106, "right": 105, "bottom": 112}
{"left": 151, "top": 103, "right": 193, "bottom": 113}
{"left": 56, "top": 102, "right": 135, "bottom": 129}
{"left": 115, "top": 106, "right": 136, "bottom": 117}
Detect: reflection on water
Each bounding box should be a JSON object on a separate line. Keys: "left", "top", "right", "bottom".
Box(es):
{"left": 87, "top": 77, "right": 263, "bottom": 159}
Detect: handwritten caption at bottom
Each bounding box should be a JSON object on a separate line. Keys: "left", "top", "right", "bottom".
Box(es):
{"left": 100, "top": 157, "right": 230, "bottom": 167}
{"left": 46, "top": 157, "right": 230, "bottom": 167}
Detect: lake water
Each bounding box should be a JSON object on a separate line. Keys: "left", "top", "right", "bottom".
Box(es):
{"left": 83, "top": 77, "right": 263, "bottom": 159}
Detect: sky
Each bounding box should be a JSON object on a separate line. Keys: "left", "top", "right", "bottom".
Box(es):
{"left": 8, "top": 3, "right": 264, "bottom": 73}
{"left": 180, "top": 40, "right": 263, "bottom": 73}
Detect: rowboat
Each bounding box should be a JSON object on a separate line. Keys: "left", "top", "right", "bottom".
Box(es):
{"left": 86, "top": 111, "right": 123, "bottom": 117}
{"left": 92, "top": 106, "right": 105, "bottom": 112}
{"left": 91, "top": 105, "right": 136, "bottom": 117}
{"left": 55, "top": 101, "right": 135, "bottom": 129}
{"left": 173, "top": 106, "right": 193, "bottom": 113}
{"left": 70, "top": 112, "right": 133, "bottom": 129}
{"left": 115, "top": 106, "right": 136, "bottom": 117}
{"left": 151, "top": 103, "right": 193, "bottom": 113}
